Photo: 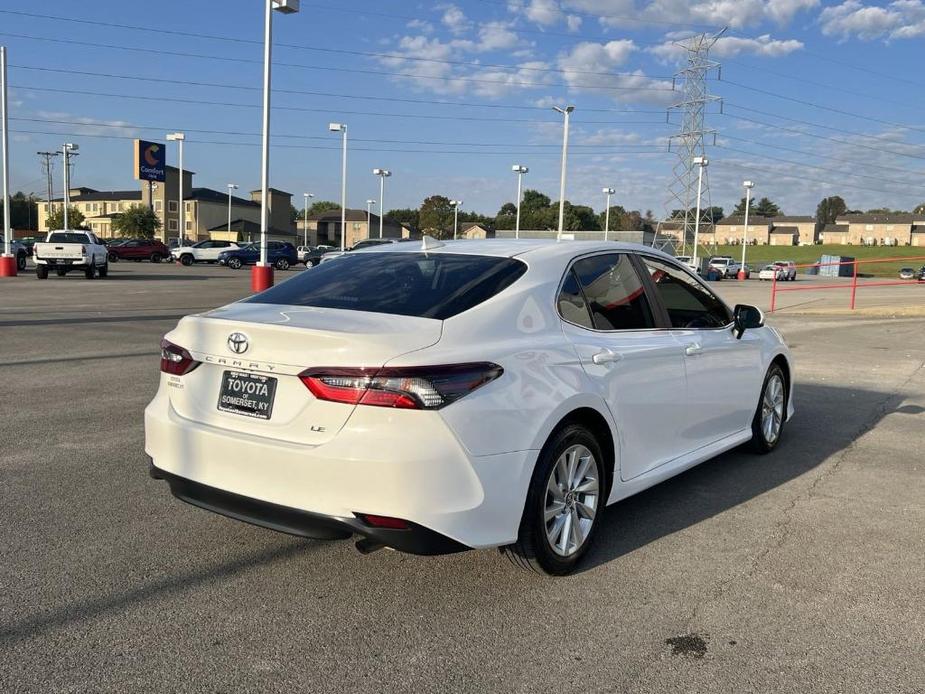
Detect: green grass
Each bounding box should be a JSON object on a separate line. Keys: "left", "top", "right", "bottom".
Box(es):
{"left": 710, "top": 245, "right": 925, "bottom": 278}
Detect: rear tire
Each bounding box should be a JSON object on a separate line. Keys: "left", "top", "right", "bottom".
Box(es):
{"left": 501, "top": 424, "right": 605, "bottom": 575}
{"left": 36, "top": 265, "right": 48, "bottom": 279}
{"left": 750, "top": 363, "right": 787, "bottom": 454}
{"left": 17, "top": 252, "right": 27, "bottom": 271}
{"left": 150, "top": 253, "right": 162, "bottom": 263}
{"left": 56, "top": 267, "right": 67, "bottom": 277}
{"left": 275, "top": 257, "right": 290, "bottom": 271}
{"left": 180, "top": 254, "right": 194, "bottom": 266}
{"left": 85, "top": 263, "right": 98, "bottom": 280}
{"left": 108, "top": 253, "right": 119, "bottom": 262}
{"left": 99, "top": 261, "right": 109, "bottom": 278}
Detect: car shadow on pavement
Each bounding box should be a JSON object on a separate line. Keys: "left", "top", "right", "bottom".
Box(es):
{"left": 577, "top": 381, "right": 905, "bottom": 574}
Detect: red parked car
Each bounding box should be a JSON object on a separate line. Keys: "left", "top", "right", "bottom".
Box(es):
{"left": 107, "top": 239, "right": 170, "bottom": 263}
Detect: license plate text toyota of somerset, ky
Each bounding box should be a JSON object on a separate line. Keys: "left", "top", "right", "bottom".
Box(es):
{"left": 217, "top": 371, "right": 278, "bottom": 420}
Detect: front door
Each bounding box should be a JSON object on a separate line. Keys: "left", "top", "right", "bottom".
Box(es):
{"left": 558, "top": 253, "right": 689, "bottom": 482}
{"left": 639, "top": 256, "right": 764, "bottom": 450}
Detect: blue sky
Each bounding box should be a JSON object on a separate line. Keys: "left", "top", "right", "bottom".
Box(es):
{"left": 4, "top": 0, "right": 925, "bottom": 218}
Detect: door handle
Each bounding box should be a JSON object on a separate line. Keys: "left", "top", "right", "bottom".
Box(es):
{"left": 685, "top": 342, "right": 703, "bottom": 356}
{"left": 592, "top": 349, "right": 623, "bottom": 365}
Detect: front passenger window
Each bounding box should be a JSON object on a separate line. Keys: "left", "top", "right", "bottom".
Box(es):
{"left": 642, "top": 258, "right": 732, "bottom": 329}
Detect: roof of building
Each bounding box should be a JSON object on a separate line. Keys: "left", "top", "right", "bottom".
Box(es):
{"left": 249, "top": 187, "right": 292, "bottom": 197}
{"left": 821, "top": 224, "right": 845, "bottom": 233}
{"left": 186, "top": 187, "right": 259, "bottom": 207}
{"left": 716, "top": 215, "right": 773, "bottom": 226}
{"left": 912, "top": 225, "right": 925, "bottom": 233}
{"left": 310, "top": 208, "right": 379, "bottom": 223}
{"left": 836, "top": 213, "right": 919, "bottom": 224}
{"left": 460, "top": 221, "right": 494, "bottom": 232}
{"left": 54, "top": 190, "right": 142, "bottom": 202}
{"left": 770, "top": 226, "right": 799, "bottom": 234}
{"left": 207, "top": 218, "right": 295, "bottom": 236}
{"left": 771, "top": 216, "right": 815, "bottom": 223}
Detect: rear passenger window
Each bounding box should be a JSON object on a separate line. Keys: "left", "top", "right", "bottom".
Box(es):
{"left": 641, "top": 257, "right": 732, "bottom": 329}
{"left": 568, "top": 254, "right": 654, "bottom": 331}
{"left": 557, "top": 270, "right": 594, "bottom": 329}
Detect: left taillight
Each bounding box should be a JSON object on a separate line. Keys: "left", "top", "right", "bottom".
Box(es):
{"left": 299, "top": 363, "right": 503, "bottom": 410}
{"left": 160, "top": 339, "right": 201, "bottom": 376}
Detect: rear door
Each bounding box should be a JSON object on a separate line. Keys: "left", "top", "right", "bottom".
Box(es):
{"left": 639, "top": 255, "right": 763, "bottom": 448}
{"left": 558, "top": 252, "right": 689, "bottom": 481}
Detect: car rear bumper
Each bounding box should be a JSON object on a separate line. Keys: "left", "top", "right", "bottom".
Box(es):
{"left": 150, "top": 463, "right": 468, "bottom": 554}
{"left": 144, "top": 387, "right": 534, "bottom": 551}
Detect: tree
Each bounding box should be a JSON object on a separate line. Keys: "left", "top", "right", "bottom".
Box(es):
{"left": 752, "top": 197, "right": 782, "bottom": 217}
{"left": 305, "top": 200, "right": 340, "bottom": 218}
{"left": 384, "top": 207, "right": 419, "bottom": 230}
{"left": 497, "top": 202, "right": 517, "bottom": 216}
{"left": 418, "top": 195, "right": 455, "bottom": 239}
{"left": 45, "top": 205, "right": 87, "bottom": 230}
{"left": 560, "top": 202, "right": 601, "bottom": 231}
{"left": 520, "top": 189, "right": 551, "bottom": 211}
{"left": 0, "top": 192, "right": 39, "bottom": 230}
{"left": 112, "top": 204, "right": 162, "bottom": 239}
{"left": 670, "top": 206, "right": 724, "bottom": 221}
{"left": 816, "top": 196, "right": 847, "bottom": 225}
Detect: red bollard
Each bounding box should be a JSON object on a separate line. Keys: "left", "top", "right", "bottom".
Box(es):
{"left": 737, "top": 269, "right": 747, "bottom": 280}
{"left": 0, "top": 254, "right": 17, "bottom": 277}
{"left": 250, "top": 264, "right": 274, "bottom": 292}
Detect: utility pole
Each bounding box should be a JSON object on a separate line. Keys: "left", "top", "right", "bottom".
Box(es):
{"left": 62, "top": 143, "right": 79, "bottom": 229}
{"left": 37, "top": 151, "right": 59, "bottom": 228}
{"left": 657, "top": 29, "right": 724, "bottom": 256}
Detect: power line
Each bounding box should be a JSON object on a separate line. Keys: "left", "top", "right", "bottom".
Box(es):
{"left": 11, "top": 65, "right": 666, "bottom": 114}
{"left": 11, "top": 84, "right": 672, "bottom": 127}
{"left": 0, "top": 33, "right": 675, "bottom": 93}
{"left": 10, "top": 117, "right": 663, "bottom": 149}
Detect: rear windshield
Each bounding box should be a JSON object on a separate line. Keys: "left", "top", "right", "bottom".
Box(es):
{"left": 247, "top": 252, "right": 527, "bottom": 320}
{"left": 47, "top": 232, "right": 90, "bottom": 244}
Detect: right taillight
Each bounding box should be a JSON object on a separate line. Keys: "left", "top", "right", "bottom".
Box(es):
{"left": 299, "top": 363, "right": 503, "bottom": 410}
{"left": 160, "top": 339, "right": 201, "bottom": 376}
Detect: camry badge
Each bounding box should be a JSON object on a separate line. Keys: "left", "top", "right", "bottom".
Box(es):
{"left": 227, "top": 332, "right": 249, "bottom": 354}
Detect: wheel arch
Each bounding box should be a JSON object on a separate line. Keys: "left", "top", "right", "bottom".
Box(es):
{"left": 544, "top": 406, "right": 616, "bottom": 503}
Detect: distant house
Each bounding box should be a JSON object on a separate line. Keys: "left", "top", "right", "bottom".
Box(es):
{"left": 457, "top": 222, "right": 495, "bottom": 239}
{"left": 833, "top": 213, "right": 923, "bottom": 245}
{"left": 715, "top": 216, "right": 773, "bottom": 245}
{"left": 715, "top": 215, "right": 817, "bottom": 246}
{"left": 819, "top": 223, "right": 848, "bottom": 244}
{"left": 299, "top": 209, "right": 408, "bottom": 248}
{"left": 912, "top": 224, "right": 925, "bottom": 247}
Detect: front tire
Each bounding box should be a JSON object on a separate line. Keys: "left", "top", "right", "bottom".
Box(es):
{"left": 750, "top": 364, "right": 787, "bottom": 453}
{"left": 179, "top": 254, "right": 194, "bottom": 266}
{"left": 17, "top": 252, "right": 27, "bottom": 271}
{"left": 108, "top": 253, "right": 119, "bottom": 262}
{"left": 150, "top": 253, "right": 162, "bottom": 263}
{"left": 275, "top": 257, "right": 290, "bottom": 271}
{"left": 502, "top": 424, "right": 604, "bottom": 575}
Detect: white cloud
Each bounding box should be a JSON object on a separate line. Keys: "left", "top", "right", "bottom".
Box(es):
{"left": 557, "top": 40, "right": 677, "bottom": 105}
{"left": 476, "top": 21, "right": 521, "bottom": 52}
{"left": 36, "top": 111, "right": 139, "bottom": 138}
{"left": 818, "top": 0, "right": 925, "bottom": 41}
{"left": 407, "top": 18, "right": 434, "bottom": 33}
{"left": 649, "top": 33, "right": 803, "bottom": 60}
{"left": 566, "top": 15, "right": 583, "bottom": 31}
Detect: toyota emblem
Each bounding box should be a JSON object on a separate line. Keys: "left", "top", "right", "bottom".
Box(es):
{"left": 227, "top": 332, "right": 249, "bottom": 354}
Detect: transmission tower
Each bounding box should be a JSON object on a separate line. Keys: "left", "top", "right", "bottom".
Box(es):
{"left": 654, "top": 30, "right": 724, "bottom": 258}
{"left": 37, "top": 150, "right": 60, "bottom": 219}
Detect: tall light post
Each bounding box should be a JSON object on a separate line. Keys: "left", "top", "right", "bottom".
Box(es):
{"left": 366, "top": 198, "right": 376, "bottom": 235}
{"left": 302, "top": 192, "right": 313, "bottom": 247}
{"left": 329, "top": 122, "right": 347, "bottom": 251}
{"left": 226, "top": 183, "right": 238, "bottom": 234}
{"left": 62, "top": 142, "right": 78, "bottom": 229}
{"left": 253, "top": 0, "right": 300, "bottom": 291}
{"left": 552, "top": 105, "right": 575, "bottom": 241}
{"left": 450, "top": 199, "right": 462, "bottom": 239}
{"left": 0, "top": 45, "right": 12, "bottom": 276}
{"left": 511, "top": 164, "right": 528, "bottom": 239}
{"left": 692, "top": 155, "right": 708, "bottom": 271}
{"left": 739, "top": 180, "right": 754, "bottom": 280}
{"left": 602, "top": 187, "right": 615, "bottom": 241}
{"left": 372, "top": 168, "right": 390, "bottom": 238}
{"left": 166, "top": 132, "right": 185, "bottom": 243}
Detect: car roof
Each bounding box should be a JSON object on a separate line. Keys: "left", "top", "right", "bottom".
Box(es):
{"left": 349, "top": 238, "right": 677, "bottom": 263}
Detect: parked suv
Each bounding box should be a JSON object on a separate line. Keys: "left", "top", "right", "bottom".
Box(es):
{"left": 709, "top": 256, "right": 749, "bottom": 279}
{"left": 108, "top": 238, "right": 170, "bottom": 263}
{"left": 217, "top": 241, "right": 298, "bottom": 270}
{"left": 773, "top": 260, "right": 797, "bottom": 281}
{"left": 302, "top": 245, "right": 337, "bottom": 267}
{"left": 171, "top": 240, "right": 240, "bottom": 266}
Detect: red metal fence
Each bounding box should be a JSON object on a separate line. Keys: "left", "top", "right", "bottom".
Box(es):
{"left": 770, "top": 255, "right": 925, "bottom": 312}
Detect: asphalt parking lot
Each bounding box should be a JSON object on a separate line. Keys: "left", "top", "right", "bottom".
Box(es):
{"left": 2, "top": 261, "right": 923, "bottom": 693}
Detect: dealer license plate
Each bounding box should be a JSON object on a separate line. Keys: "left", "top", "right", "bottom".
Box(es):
{"left": 217, "top": 370, "right": 277, "bottom": 420}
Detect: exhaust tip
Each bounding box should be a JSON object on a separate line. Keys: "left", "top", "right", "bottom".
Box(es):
{"left": 355, "top": 538, "right": 385, "bottom": 555}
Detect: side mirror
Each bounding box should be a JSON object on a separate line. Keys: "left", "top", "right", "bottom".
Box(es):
{"left": 733, "top": 304, "right": 764, "bottom": 339}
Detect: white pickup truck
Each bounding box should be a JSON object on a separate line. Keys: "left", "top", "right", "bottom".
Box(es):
{"left": 33, "top": 230, "right": 109, "bottom": 279}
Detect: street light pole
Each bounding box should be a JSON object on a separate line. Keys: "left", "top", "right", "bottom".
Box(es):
{"left": 366, "top": 199, "right": 376, "bottom": 235}
{"left": 302, "top": 192, "right": 313, "bottom": 247}
{"left": 552, "top": 105, "right": 574, "bottom": 241}
{"left": 692, "top": 155, "right": 708, "bottom": 272}
{"left": 329, "top": 123, "right": 348, "bottom": 251}
{"left": 166, "top": 132, "right": 185, "bottom": 242}
{"left": 372, "top": 168, "right": 390, "bottom": 238}
{"left": 602, "top": 187, "right": 615, "bottom": 241}
{"left": 62, "top": 143, "right": 78, "bottom": 229}
{"left": 226, "top": 183, "right": 238, "bottom": 234}
{"left": 450, "top": 200, "right": 462, "bottom": 239}
{"left": 512, "top": 164, "right": 528, "bottom": 239}
{"left": 252, "top": 0, "right": 299, "bottom": 291}
{"left": 739, "top": 180, "right": 754, "bottom": 280}
{"left": 0, "top": 45, "right": 12, "bottom": 276}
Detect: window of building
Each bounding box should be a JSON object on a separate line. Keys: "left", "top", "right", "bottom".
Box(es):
{"left": 154, "top": 200, "right": 162, "bottom": 212}
{"left": 168, "top": 200, "right": 178, "bottom": 213}
{"left": 641, "top": 257, "right": 732, "bottom": 329}
{"left": 185, "top": 221, "right": 193, "bottom": 231}
{"left": 565, "top": 254, "right": 654, "bottom": 331}
{"left": 168, "top": 219, "right": 178, "bottom": 231}
{"left": 865, "top": 224, "right": 874, "bottom": 231}
{"left": 353, "top": 223, "right": 361, "bottom": 230}
{"left": 886, "top": 225, "right": 894, "bottom": 231}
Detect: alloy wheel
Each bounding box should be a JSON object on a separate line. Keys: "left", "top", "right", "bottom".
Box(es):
{"left": 761, "top": 374, "right": 785, "bottom": 444}
{"left": 544, "top": 444, "right": 599, "bottom": 557}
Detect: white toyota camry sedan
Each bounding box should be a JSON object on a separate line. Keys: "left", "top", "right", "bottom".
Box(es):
{"left": 145, "top": 239, "right": 794, "bottom": 575}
